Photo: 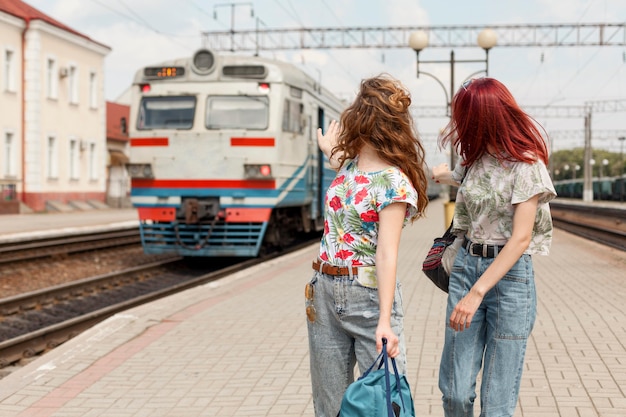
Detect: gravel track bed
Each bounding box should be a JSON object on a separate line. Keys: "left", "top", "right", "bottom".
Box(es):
{"left": 0, "top": 246, "right": 172, "bottom": 298}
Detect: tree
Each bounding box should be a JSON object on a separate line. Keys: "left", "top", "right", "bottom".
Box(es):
{"left": 550, "top": 148, "right": 623, "bottom": 180}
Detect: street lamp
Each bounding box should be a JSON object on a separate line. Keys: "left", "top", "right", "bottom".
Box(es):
{"left": 563, "top": 164, "right": 580, "bottom": 180}
{"left": 589, "top": 158, "right": 597, "bottom": 178}
{"left": 589, "top": 158, "right": 609, "bottom": 178}
{"left": 409, "top": 28, "right": 497, "bottom": 117}
{"left": 409, "top": 28, "right": 497, "bottom": 223}
{"left": 601, "top": 158, "right": 609, "bottom": 178}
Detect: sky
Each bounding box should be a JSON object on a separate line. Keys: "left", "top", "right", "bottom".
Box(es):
{"left": 26, "top": 0, "right": 626, "bottom": 166}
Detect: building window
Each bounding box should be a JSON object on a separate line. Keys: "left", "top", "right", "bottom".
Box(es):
{"left": 69, "top": 139, "right": 79, "bottom": 179}
{"left": 68, "top": 65, "right": 79, "bottom": 104}
{"left": 4, "top": 49, "right": 16, "bottom": 92}
{"left": 89, "top": 71, "right": 97, "bottom": 109}
{"left": 47, "top": 135, "right": 58, "bottom": 178}
{"left": 4, "top": 131, "right": 15, "bottom": 177}
{"left": 88, "top": 142, "right": 97, "bottom": 180}
{"left": 46, "top": 58, "right": 58, "bottom": 99}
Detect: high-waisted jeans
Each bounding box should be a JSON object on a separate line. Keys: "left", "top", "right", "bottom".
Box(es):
{"left": 439, "top": 246, "right": 536, "bottom": 417}
{"left": 306, "top": 271, "right": 406, "bottom": 417}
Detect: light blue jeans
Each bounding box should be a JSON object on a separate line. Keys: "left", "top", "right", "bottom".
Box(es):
{"left": 439, "top": 247, "right": 536, "bottom": 417}
{"left": 306, "top": 271, "right": 407, "bottom": 417}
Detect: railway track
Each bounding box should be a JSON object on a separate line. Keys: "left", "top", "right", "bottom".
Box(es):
{"left": 0, "top": 256, "right": 249, "bottom": 368}
{"left": 0, "top": 237, "right": 319, "bottom": 372}
{"left": 550, "top": 200, "right": 626, "bottom": 251}
{"left": 0, "top": 227, "right": 141, "bottom": 264}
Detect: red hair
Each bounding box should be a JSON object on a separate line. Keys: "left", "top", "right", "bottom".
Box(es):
{"left": 440, "top": 78, "right": 549, "bottom": 167}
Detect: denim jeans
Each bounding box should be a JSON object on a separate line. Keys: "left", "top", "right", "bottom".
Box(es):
{"left": 306, "top": 271, "right": 407, "bottom": 417}
{"left": 439, "top": 247, "right": 536, "bottom": 417}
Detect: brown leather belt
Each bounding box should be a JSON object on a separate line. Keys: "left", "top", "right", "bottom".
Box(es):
{"left": 312, "top": 260, "right": 359, "bottom": 276}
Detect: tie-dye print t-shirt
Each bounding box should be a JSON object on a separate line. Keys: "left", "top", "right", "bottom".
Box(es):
{"left": 317, "top": 157, "right": 418, "bottom": 268}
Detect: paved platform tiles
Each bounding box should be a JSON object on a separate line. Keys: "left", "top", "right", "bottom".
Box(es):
{"left": 0, "top": 208, "right": 138, "bottom": 242}
{"left": 0, "top": 199, "right": 624, "bottom": 417}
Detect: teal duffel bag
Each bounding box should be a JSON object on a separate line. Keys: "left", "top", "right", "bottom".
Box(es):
{"left": 338, "top": 338, "right": 415, "bottom": 417}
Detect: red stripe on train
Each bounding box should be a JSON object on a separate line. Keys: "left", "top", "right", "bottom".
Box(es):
{"left": 230, "top": 137, "right": 275, "bottom": 147}
{"left": 137, "top": 207, "right": 271, "bottom": 223}
{"left": 131, "top": 179, "right": 276, "bottom": 189}
{"left": 130, "top": 137, "right": 169, "bottom": 146}
{"left": 138, "top": 207, "right": 176, "bottom": 221}
{"left": 225, "top": 207, "right": 272, "bottom": 222}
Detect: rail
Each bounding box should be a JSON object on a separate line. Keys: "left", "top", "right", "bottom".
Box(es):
{"left": 551, "top": 200, "right": 626, "bottom": 251}
{"left": 0, "top": 237, "right": 319, "bottom": 371}
{"left": 0, "top": 227, "right": 141, "bottom": 264}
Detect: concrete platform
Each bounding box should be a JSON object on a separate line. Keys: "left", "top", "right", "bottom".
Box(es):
{"left": 0, "top": 199, "right": 624, "bottom": 416}
{"left": 0, "top": 208, "right": 138, "bottom": 243}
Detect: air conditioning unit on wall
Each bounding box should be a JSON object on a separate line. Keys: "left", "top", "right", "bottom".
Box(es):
{"left": 59, "top": 67, "right": 68, "bottom": 78}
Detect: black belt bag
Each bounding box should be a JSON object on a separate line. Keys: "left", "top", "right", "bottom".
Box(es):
{"left": 463, "top": 237, "right": 505, "bottom": 258}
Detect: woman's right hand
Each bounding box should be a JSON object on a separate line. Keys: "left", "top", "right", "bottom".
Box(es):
{"left": 317, "top": 119, "right": 339, "bottom": 153}
{"left": 376, "top": 321, "right": 400, "bottom": 358}
{"left": 317, "top": 120, "right": 342, "bottom": 169}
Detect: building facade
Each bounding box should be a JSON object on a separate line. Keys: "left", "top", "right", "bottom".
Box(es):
{"left": 0, "top": 0, "right": 110, "bottom": 212}
{"left": 106, "top": 101, "right": 130, "bottom": 208}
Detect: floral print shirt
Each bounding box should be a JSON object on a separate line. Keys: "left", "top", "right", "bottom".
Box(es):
{"left": 452, "top": 154, "right": 557, "bottom": 255}
{"left": 318, "top": 157, "right": 419, "bottom": 270}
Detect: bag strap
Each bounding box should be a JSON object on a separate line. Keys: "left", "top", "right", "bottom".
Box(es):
{"left": 390, "top": 355, "right": 406, "bottom": 412}
{"left": 381, "top": 338, "right": 406, "bottom": 417}
{"left": 363, "top": 350, "right": 385, "bottom": 378}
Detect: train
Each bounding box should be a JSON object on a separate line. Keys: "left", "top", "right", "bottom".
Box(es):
{"left": 553, "top": 176, "right": 626, "bottom": 201}
{"left": 126, "top": 49, "right": 344, "bottom": 257}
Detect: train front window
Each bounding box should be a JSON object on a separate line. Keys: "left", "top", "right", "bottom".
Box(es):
{"left": 205, "top": 96, "right": 269, "bottom": 130}
{"left": 137, "top": 96, "right": 196, "bottom": 130}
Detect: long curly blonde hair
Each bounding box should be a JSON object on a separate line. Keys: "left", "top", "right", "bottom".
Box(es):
{"left": 331, "top": 74, "right": 429, "bottom": 219}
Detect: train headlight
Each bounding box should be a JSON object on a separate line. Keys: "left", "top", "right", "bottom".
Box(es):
{"left": 244, "top": 164, "right": 272, "bottom": 179}
{"left": 191, "top": 49, "right": 216, "bottom": 75}
{"left": 126, "top": 163, "right": 154, "bottom": 179}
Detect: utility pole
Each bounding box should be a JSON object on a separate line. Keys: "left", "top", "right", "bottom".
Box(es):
{"left": 583, "top": 109, "right": 593, "bottom": 201}
{"left": 213, "top": 2, "right": 254, "bottom": 52}
{"left": 581, "top": 99, "right": 626, "bottom": 201}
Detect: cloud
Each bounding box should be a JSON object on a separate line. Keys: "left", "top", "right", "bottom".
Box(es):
{"left": 23, "top": 0, "right": 626, "bottom": 154}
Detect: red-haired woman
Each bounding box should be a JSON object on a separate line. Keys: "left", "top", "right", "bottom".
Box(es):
{"left": 432, "top": 77, "right": 556, "bottom": 417}
{"left": 308, "top": 74, "right": 429, "bottom": 417}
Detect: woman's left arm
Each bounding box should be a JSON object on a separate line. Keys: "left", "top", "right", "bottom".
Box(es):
{"left": 449, "top": 194, "right": 540, "bottom": 332}
{"left": 375, "top": 202, "right": 407, "bottom": 358}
